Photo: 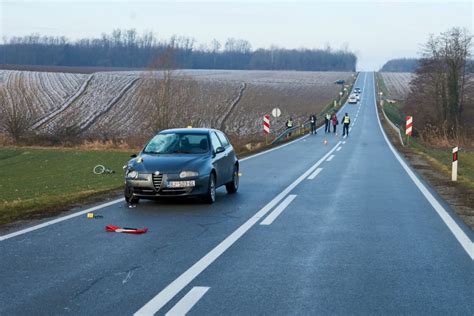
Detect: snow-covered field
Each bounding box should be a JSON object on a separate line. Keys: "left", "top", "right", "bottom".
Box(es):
{"left": 0, "top": 69, "right": 353, "bottom": 138}
{"left": 380, "top": 72, "right": 414, "bottom": 100}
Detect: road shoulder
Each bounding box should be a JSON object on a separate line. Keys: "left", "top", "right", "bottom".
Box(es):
{"left": 377, "top": 101, "right": 473, "bottom": 231}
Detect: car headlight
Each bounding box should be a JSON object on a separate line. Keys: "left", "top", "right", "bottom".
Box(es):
{"left": 126, "top": 171, "right": 139, "bottom": 179}
{"left": 179, "top": 171, "right": 199, "bottom": 178}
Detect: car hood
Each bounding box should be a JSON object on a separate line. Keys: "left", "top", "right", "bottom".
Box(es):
{"left": 130, "top": 153, "right": 208, "bottom": 174}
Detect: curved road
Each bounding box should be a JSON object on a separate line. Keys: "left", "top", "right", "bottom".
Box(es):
{"left": 1, "top": 72, "right": 473, "bottom": 315}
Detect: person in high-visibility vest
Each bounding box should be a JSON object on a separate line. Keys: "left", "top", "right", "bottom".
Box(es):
{"left": 342, "top": 112, "right": 351, "bottom": 137}
{"left": 324, "top": 113, "right": 331, "bottom": 133}
{"left": 286, "top": 117, "right": 294, "bottom": 137}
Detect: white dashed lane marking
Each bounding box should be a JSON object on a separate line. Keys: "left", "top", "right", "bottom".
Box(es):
{"left": 165, "top": 287, "right": 210, "bottom": 316}
{"left": 260, "top": 194, "right": 298, "bottom": 225}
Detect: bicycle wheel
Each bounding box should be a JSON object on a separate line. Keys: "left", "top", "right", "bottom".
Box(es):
{"left": 93, "top": 165, "right": 105, "bottom": 175}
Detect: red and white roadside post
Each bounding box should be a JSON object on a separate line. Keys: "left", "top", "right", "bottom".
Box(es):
{"left": 452, "top": 147, "right": 458, "bottom": 181}
{"left": 405, "top": 116, "right": 413, "bottom": 144}
{"left": 263, "top": 115, "right": 270, "bottom": 144}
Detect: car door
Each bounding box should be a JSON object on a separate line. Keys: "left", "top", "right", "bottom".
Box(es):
{"left": 210, "top": 131, "right": 227, "bottom": 186}
{"left": 216, "top": 131, "right": 235, "bottom": 183}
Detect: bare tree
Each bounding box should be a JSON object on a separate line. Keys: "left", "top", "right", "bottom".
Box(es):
{"left": 406, "top": 27, "right": 472, "bottom": 138}
{"left": 0, "top": 78, "right": 38, "bottom": 142}
{"left": 139, "top": 46, "right": 198, "bottom": 133}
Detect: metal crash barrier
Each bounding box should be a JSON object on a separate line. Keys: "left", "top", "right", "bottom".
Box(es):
{"left": 271, "top": 121, "right": 312, "bottom": 145}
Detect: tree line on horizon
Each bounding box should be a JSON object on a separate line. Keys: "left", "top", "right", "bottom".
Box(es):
{"left": 380, "top": 58, "right": 420, "bottom": 72}
{"left": 0, "top": 29, "right": 357, "bottom": 71}
{"left": 381, "top": 57, "right": 473, "bottom": 73}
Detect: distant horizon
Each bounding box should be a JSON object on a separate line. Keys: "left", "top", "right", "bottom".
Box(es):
{"left": 1, "top": 1, "right": 472, "bottom": 70}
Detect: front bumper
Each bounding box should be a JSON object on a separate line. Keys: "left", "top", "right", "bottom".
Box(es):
{"left": 126, "top": 173, "right": 209, "bottom": 198}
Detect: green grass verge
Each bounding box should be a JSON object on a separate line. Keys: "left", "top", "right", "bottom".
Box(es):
{"left": 376, "top": 72, "right": 474, "bottom": 191}
{"left": 0, "top": 148, "right": 132, "bottom": 225}
{"left": 408, "top": 141, "right": 474, "bottom": 191}
{"left": 375, "top": 73, "right": 405, "bottom": 126}
{"left": 383, "top": 102, "right": 404, "bottom": 127}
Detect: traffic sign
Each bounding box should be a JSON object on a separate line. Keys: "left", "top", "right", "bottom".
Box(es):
{"left": 271, "top": 108, "right": 281, "bottom": 118}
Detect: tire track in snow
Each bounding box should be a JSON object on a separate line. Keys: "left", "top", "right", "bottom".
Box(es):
{"left": 32, "top": 74, "right": 94, "bottom": 130}
{"left": 219, "top": 82, "right": 247, "bottom": 131}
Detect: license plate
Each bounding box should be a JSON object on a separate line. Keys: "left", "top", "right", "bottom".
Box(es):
{"left": 167, "top": 180, "right": 195, "bottom": 188}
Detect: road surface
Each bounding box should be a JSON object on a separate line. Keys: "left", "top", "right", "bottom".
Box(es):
{"left": 1, "top": 72, "right": 473, "bottom": 315}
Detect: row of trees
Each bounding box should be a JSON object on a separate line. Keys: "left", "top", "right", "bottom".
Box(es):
{"left": 380, "top": 58, "right": 419, "bottom": 72}
{"left": 405, "top": 27, "right": 473, "bottom": 140}
{"left": 0, "top": 29, "right": 357, "bottom": 71}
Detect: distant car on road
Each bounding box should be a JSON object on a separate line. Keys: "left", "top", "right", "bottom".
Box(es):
{"left": 354, "top": 87, "right": 362, "bottom": 93}
{"left": 124, "top": 128, "right": 239, "bottom": 204}
{"left": 348, "top": 95, "right": 358, "bottom": 104}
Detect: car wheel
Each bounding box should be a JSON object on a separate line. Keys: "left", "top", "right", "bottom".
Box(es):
{"left": 226, "top": 165, "right": 239, "bottom": 194}
{"left": 203, "top": 173, "right": 216, "bottom": 204}
{"left": 124, "top": 184, "right": 139, "bottom": 204}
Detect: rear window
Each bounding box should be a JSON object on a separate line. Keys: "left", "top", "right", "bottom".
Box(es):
{"left": 143, "top": 133, "right": 210, "bottom": 154}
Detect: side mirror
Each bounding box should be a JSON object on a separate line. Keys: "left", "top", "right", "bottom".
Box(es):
{"left": 130, "top": 154, "right": 137, "bottom": 158}
{"left": 215, "top": 147, "right": 225, "bottom": 154}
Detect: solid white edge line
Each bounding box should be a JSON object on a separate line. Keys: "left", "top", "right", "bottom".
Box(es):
{"left": 370, "top": 72, "right": 474, "bottom": 260}
{"left": 133, "top": 140, "right": 342, "bottom": 316}
{"left": 165, "top": 286, "right": 209, "bottom": 316}
{"left": 240, "top": 134, "right": 309, "bottom": 162}
{"left": 326, "top": 155, "right": 335, "bottom": 162}
{"left": 0, "top": 198, "right": 124, "bottom": 241}
{"left": 260, "top": 194, "right": 297, "bottom": 225}
{"left": 307, "top": 167, "right": 323, "bottom": 180}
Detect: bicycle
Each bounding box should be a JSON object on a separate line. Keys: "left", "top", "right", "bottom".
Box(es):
{"left": 93, "top": 165, "right": 115, "bottom": 175}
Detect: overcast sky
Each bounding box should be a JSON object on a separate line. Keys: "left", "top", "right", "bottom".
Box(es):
{"left": 1, "top": 0, "right": 472, "bottom": 70}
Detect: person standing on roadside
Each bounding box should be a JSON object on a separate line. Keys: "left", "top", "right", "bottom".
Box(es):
{"left": 310, "top": 114, "right": 317, "bottom": 134}
{"left": 324, "top": 113, "right": 331, "bottom": 133}
{"left": 342, "top": 112, "right": 350, "bottom": 137}
{"left": 331, "top": 113, "right": 338, "bottom": 134}
{"left": 286, "top": 117, "right": 294, "bottom": 137}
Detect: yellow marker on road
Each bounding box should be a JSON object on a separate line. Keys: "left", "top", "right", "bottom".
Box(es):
{"left": 87, "top": 213, "right": 94, "bottom": 219}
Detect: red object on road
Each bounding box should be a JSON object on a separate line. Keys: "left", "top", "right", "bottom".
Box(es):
{"left": 405, "top": 116, "right": 413, "bottom": 136}
{"left": 105, "top": 225, "right": 148, "bottom": 234}
{"left": 263, "top": 115, "right": 270, "bottom": 134}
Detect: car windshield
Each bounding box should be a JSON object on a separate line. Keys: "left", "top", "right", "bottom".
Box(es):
{"left": 143, "top": 133, "right": 210, "bottom": 154}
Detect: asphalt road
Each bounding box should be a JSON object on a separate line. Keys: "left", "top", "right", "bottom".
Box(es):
{"left": 1, "top": 72, "right": 473, "bottom": 315}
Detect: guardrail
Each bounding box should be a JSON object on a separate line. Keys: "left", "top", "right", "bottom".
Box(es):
{"left": 271, "top": 121, "right": 313, "bottom": 145}
{"left": 380, "top": 101, "right": 405, "bottom": 147}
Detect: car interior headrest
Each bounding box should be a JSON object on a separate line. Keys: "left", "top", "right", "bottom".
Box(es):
{"left": 200, "top": 139, "right": 209, "bottom": 150}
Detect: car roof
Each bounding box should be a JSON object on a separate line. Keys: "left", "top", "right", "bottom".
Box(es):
{"left": 159, "top": 128, "right": 219, "bottom": 135}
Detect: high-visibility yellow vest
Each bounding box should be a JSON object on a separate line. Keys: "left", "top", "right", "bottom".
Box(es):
{"left": 343, "top": 116, "right": 350, "bottom": 124}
